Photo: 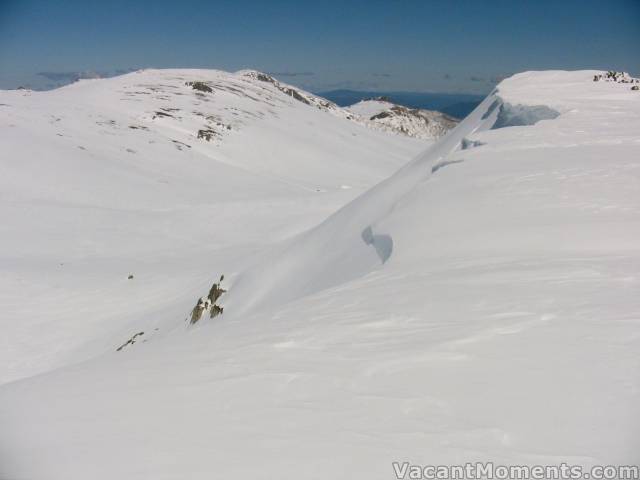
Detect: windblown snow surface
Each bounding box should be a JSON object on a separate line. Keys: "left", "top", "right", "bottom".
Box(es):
{"left": 1, "top": 70, "right": 639, "bottom": 479}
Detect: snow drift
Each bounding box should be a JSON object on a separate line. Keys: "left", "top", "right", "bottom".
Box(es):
{"left": 225, "top": 72, "right": 584, "bottom": 318}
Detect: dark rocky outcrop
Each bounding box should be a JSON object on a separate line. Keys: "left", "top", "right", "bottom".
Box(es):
{"left": 370, "top": 111, "right": 391, "bottom": 120}
{"left": 190, "top": 298, "right": 208, "bottom": 324}
{"left": 185, "top": 81, "right": 213, "bottom": 93}
{"left": 116, "top": 331, "right": 144, "bottom": 351}
{"left": 278, "top": 86, "right": 311, "bottom": 105}
{"left": 197, "top": 129, "right": 218, "bottom": 141}
{"left": 593, "top": 71, "right": 639, "bottom": 84}
{"left": 254, "top": 73, "right": 277, "bottom": 84}
{"left": 207, "top": 275, "right": 226, "bottom": 304}
{"left": 152, "top": 111, "right": 174, "bottom": 119}
{"left": 190, "top": 275, "right": 226, "bottom": 325}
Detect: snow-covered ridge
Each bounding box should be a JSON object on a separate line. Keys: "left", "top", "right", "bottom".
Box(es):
{"left": 347, "top": 97, "right": 458, "bottom": 139}
{"left": 1, "top": 68, "right": 425, "bottom": 194}
{"left": 225, "top": 69, "right": 640, "bottom": 317}
{"left": 8, "top": 68, "right": 458, "bottom": 141}
{"left": 238, "top": 70, "right": 355, "bottom": 119}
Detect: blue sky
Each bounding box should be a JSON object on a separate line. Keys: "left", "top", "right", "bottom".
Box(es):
{"left": 1, "top": 0, "right": 638, "bottom": 93}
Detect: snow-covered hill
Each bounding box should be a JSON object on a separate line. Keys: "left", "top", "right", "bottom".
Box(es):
{"left": 0, "top": 68, "right": 426, "bottom": 385}
{"left": 348, "top": 97, "right": 458, "bottom": 139}
{"left": 1, "top": 70, "right": 639, "bottom": 479}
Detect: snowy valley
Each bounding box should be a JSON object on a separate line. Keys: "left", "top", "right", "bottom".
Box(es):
{"left": 0, "top": 69, "right": 639, "bottom": 479}
{"left": 0, "top": 69, "right": 432, "bottom": 385}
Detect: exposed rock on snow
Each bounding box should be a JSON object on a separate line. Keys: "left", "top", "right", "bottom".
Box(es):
{"left": 152, "top": 110, "right": 175, "bottom": 119}
{"left": 116, "top": 331, "right": 144, "bottom": 351}
{"left": 190, "top": 298, "right": 209, "bottom": 324}
{"left": 196, "top": 128, "right": 219, "bottom": 141}
{"left": 460, "top": 137, "right": 485, "bottom": 150}
{"left": 185, "top": 81, "right": 213, "bottom": 93}
{"left": 190, "top": 275, "right": 226, "bottom": 324}
{"left": 347, "top": 98, "right": 458, "bottom": 139}
{"left": 593, "top": 70, "right": 640, "bottom": 91}
{"left": 592, "top": 70, "right": 639, "bottom": 84}
{"left": 207, "top": 275, "right": 226, "bottom": 304}
{"left": 239, "top": 70, "right": 346, "bottom": 115}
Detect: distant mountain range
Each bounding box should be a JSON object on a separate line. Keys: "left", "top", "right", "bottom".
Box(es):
{"left": 317, "top": 89, "right": 485, "bottom": 119}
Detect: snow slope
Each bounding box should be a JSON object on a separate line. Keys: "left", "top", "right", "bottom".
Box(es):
{"left": 0, "top": 68, "right": 426, "bottom": 385}
{"left": 348, "top": 98, "right": 458, "bottom": 139}
{"left": 1, "top": 70, "right": 639, "bottom": 479}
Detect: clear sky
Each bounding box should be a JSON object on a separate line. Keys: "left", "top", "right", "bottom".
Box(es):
{"left": 1, "top": 0, "right": 639, "bottom": 93}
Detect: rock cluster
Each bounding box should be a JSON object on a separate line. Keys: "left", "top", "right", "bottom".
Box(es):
{"left": 185, "top": 81, "right": 213, "bottom": 93}
{"left": 116, "top": 331, "right": 144, "bottom": 351}
{"left": 593, "top": 71, "right": 640, "bottom": 90}
{"left": 190, "top": 275, "right": 226, "bottom": 325}
{"left": 366, "top": 103, "right": 457, "bottom": 139}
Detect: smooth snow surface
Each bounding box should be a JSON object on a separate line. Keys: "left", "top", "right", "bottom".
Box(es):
{"left": 1, "top": 70, "right": 639, "bottom": 479}
{"left": 348, "top": 99, "right": 394, "bottom": 117}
